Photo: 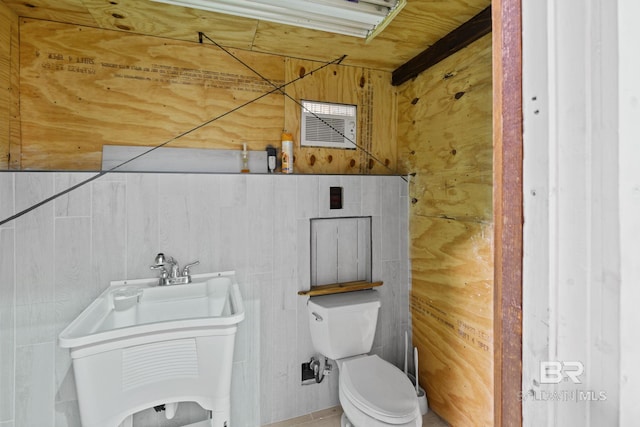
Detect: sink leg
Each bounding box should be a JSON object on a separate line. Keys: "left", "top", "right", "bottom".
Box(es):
{"left": 209, "top": 409, "right": 230, "bottom": 427}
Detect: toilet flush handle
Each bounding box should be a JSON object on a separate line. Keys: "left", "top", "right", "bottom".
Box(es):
{"left": 311, "top": 312, "right": 323, "bottom": 322}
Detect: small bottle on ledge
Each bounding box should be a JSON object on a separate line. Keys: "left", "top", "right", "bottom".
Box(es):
{"left": 241, "top": 143, "right": 250, "bottom": 173}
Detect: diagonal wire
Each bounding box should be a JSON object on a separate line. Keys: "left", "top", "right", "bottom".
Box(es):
{"left": 0, "top": 52, "right": 349, "bottom": 227}
{"left": 199, "top": 32, "right": 405, "bottom": 179}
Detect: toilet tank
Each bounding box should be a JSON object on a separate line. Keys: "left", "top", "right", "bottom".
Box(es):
{"left": 307, "top": 290, "right": 381, "bottom": 360}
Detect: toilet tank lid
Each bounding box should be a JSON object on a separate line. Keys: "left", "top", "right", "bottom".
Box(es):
{"left": 307, "top": 289, "right": 380, "bottom": 311}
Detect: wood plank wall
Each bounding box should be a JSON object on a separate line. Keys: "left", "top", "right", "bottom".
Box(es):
{"left": 9, "top": 18, "right": 396, "bottom": 173}
{"left": 397, "top": 34, "right": 493, "bottom": 426}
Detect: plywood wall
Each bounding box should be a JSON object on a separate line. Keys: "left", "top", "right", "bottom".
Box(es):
{"left": 13, "top": 18, "right": 396, "bottom": 172}
{"left": 284, "top": 59, "right": 397, "bottom": 174}
{"left": 397, "top": 34, "right": 493, "bottom": 426}
{"left": 0, "top": 3, "right": 9, "bottom": 168}
{"left": 0, "top": 3, "right": 19, "bottom": 169}
{"left": 18, "top": 19, "right": 285, "bottom": 170}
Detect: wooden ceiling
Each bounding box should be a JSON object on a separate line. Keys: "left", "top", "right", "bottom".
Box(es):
{"left": 1, "top": 0, "right": 491, "bottom": 72}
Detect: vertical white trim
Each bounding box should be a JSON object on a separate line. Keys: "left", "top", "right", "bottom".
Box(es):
{"left": 618, "top": 0, "right": 640, "bottom": 423}
{"left": 522, "top": 0, "right": 552, "bottom": 425}
{"left": 523, "top": 0, "right": 621, "bottom": 425}
{"left": 546, "top": 0, "right": 558, "bottom": 390}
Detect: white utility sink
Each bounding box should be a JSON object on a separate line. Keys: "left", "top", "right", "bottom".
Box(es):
{"left": 59, "top": 271, "right": 245, "bottom": 427}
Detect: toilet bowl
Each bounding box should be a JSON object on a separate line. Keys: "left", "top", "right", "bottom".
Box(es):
{"left": 338, "top": 355, "right": 422, "bottom": 426}
{"left": 307, "top": 290, "right": 422, "bottom": 427}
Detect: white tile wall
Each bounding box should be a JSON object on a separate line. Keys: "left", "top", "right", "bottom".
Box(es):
{"left": 0, "top": 171, "right": 410, "bottom": 427}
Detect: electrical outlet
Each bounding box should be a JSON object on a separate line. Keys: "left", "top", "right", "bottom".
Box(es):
{"left": 301, "top": 362, "right": 316, "bottom": 385}
{"left": 330, "top": 186, "right": 343, "bottom": 209}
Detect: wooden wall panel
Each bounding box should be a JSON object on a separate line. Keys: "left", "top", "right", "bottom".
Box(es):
{"left": 411, "top": 215, "right": 493, "bottom": 426}
{"left": 251, "top": 0, "right": 490, "bottom": 71}
{"left": 81, "top": 0, "right": 259, "bottom": 50}
{"left": 19, "top": 19, "right": 285, "bottom": 170}
{"left": 8, "top": 6, "right": 20, "bottom": 170}
{"left": 17, "top": 19, "right": 397, "bottom": 173}
{"left": 492, "top": 1, "right": 522, "bottom": 425}
{"left": 0, "top": 4, "right": 10, "bottom": 168}
{"left": 398, "top": 33, "right": 493, "bottom": 221}
{"left": 397, "top": 34, "right": 494, "bottom": 426}
{"left": 1, "top": 0, "right": 491, "bottom": 72}
{"left": 284, "top": 59, "right": 397, "bottom": 174}
{"left": 0, "top": 2, "right": 19, "bottom": 169}
{"left": 368, "top": 69, "right": 399, "bottom": 174}
{"left": 1, "top": 0, "right": 98, "bottom": 27}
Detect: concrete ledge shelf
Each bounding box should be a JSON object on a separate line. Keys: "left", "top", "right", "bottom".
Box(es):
{"left": 298, "top": 280, "right": 383, "bottom": 297}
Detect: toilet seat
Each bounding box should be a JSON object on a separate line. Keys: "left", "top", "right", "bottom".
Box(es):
{"left": 339, "top": 355, "right": 418, "bottom": 424}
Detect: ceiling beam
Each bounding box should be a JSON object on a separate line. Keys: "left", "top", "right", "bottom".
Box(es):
{"left": 392, "top": 5, "right": 492, "bottom": 86}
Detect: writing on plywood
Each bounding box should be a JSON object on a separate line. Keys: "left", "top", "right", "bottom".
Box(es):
{"left": 19, "top": 19, "right": 286, "bottom": 170}
{"left": 412, "top": 295, "right": 491, "bottom": 353}
{"left": 38, "top": 50, "right": 283, "bottom": 91}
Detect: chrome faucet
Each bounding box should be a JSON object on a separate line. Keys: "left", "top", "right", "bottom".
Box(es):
{"left": 150, "top": 253, "right": 199, "bottom": 286}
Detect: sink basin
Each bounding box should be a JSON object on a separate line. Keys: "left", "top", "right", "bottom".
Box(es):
{"left": 59, "top": 271, "right": 244, "bottom": 350}
{"left": 59, "top": 271, "right": 245, "bottom": 427}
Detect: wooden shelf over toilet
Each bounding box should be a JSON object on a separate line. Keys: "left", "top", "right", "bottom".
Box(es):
{"left": 298, "top": 280, "right": 383, "bottom": 297}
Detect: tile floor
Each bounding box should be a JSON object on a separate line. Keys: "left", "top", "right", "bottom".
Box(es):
{"left": 264, "top": 406, "right": 449, "bottom": 427}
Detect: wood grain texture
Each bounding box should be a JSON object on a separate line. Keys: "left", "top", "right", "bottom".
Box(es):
{"left": 0, "top": 5, "right": 9, "bottom": 168}
{"left": 393, "top": 6, "right": 492, "bottom": 86}
{"left": 8, "top": 4, "right": 19, "bottom": 170}
{"left": 399, "top": 34, "right": 493, "bottom": 223}
{"left": 252, "top": 0, "right": 490, "bottom": 72}
{"left": 19, "top": 19, "right": 285, "bottom": 170}
{"left": 0, "top": 3, "right": 20, "bottom": 170}
{"left": 411, "top": 215, "right": 493, "bottom": 426}
{"left": 397, "top": 34, "right": 494, "bottom": 426}
{"left": 284, "top": 58, "right": 397, "bottom": 174}
{"left": 83, "top": 0, "right": 259, "bottom": 50}
{"left": 1, "top": 0, "right": 491, "bottom": 72}
{"left": 16, "top": 19, "right": 400, "bottom": 172}
{"left": 0, "top": 3, "right": 16, "bottom": 169}
{"left": 297, "top": 280, "right": 383, "bottom": 296}
{"left": 492, "top": 0, "right": 523, "bottom": 425}
{"left": 1, "top": 0, "right": 98, "bottom": 27}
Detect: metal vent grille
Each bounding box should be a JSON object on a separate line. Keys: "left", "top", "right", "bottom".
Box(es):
{"left": 305, "top": 116, "right": 346, "bottom": 143}
{"left": 301, "top": 100, "right": 357, "bottom": 149}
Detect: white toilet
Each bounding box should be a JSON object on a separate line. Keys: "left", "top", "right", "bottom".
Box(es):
{"left": 307, "top": 289, "right": 422, "bottom": 427}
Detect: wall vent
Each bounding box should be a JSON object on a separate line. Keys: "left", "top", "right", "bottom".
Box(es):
{"left": 301, "top": 100, "right": 357, "bottom": 149}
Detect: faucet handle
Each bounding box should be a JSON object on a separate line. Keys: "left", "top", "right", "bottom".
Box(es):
{"left": 182, "top": 261, "right": 199, "bottom": 276}
{"left": 149, "top": 264, "right": 169, "bottom": 286}
{"left": 154, "top": 253, "right": 167, "bottom": 265}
